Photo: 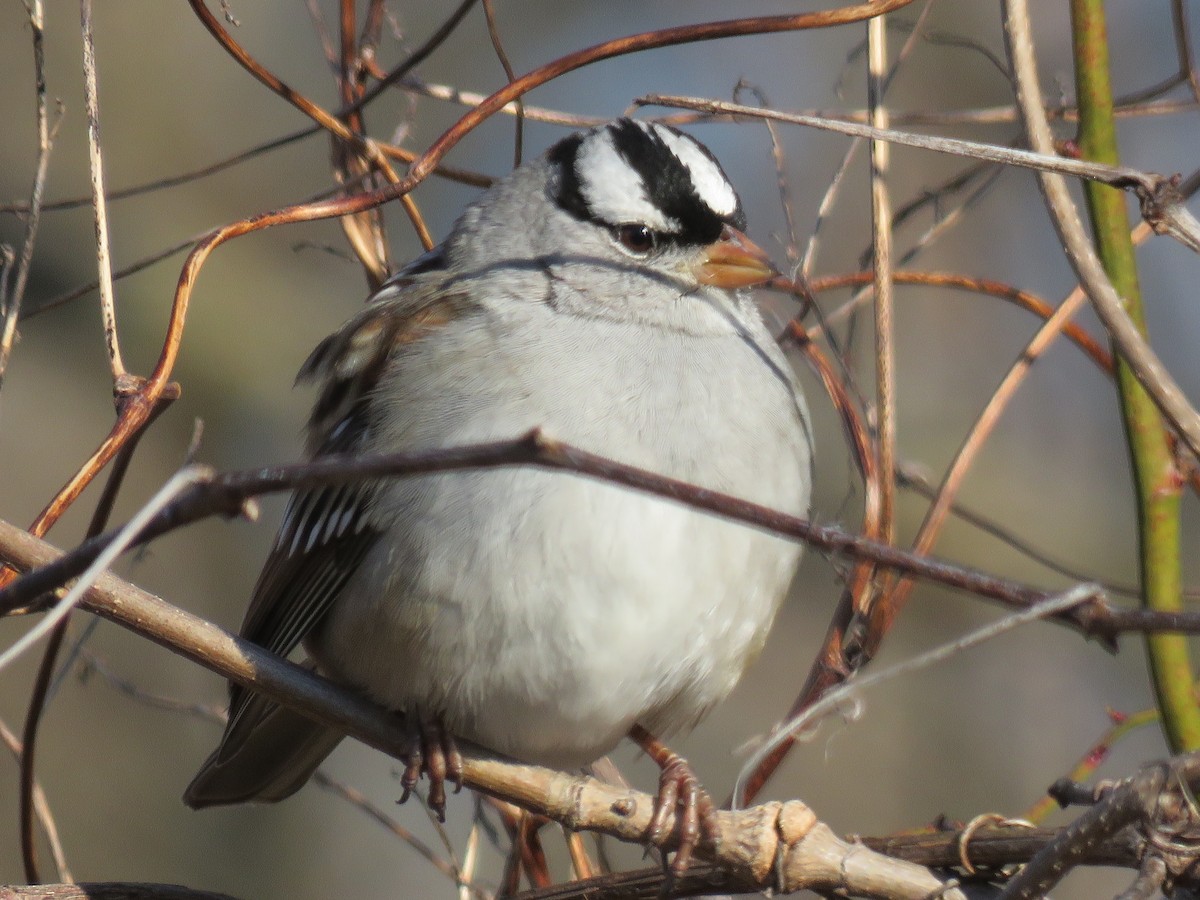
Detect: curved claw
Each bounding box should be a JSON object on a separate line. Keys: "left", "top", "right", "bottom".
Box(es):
{"left": 397, "top": 712, "right": 460, "bottom": 822}
{"left": 631, "top": 725, "right": 717, "bottom": 878}
{"left": 399, "top": 715, "right": 423, "bottom": 805}
{"left": 655, "top": 756, "right": 713, "bottom": 876}
{"left": 445, "top": 733, "right": 464, "bottom": 794}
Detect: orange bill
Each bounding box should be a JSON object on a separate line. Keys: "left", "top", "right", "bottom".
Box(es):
{"left": 693, "top": 226, "right": 778, "bottom": 289}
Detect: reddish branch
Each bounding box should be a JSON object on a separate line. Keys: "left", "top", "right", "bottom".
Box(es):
{"left": 4, "top": 431, "right": 1200, "bottom": 643}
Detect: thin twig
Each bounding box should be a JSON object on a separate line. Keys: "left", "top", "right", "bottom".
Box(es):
{"left": 3, "top": 432, "right": 1197, "bottom": 641}
{"left": 868, "top": 2, "right": 897, "bottom": 553}
{"left": 0, "top": 0, "right": 57, "bottom": 391}
{"left": 0, "top": 118, "right": 491, "bottom": 216}
{"left": 0, "top": 467, "right": 210, "bottom": 673}
{"left": 20, "top": 614, "right": 65, "bottom": 882}
{"left": 79, "top": 0, "right": 125, "bottom": 382}
{"left": 889, "top": 163, "right": 1004, "bottom": 270}
{"left": 328, "top": 0, "right": 392, "bottom": 286}
{"left": 0, "top": 716, "right": 72, "bottom": 883}
{"left": 354, "top": 0, "right": 480, "bottom": 112}
{"left": 459, "top": 820, "right": 484, "bottom": 900}
{"left": 733, "top": 583, "right": 1102, "bottom": 806}
{"left": 19, "top": 389, "right": 176, "bottom": 881}
{"left": 1023, "top": 707, "right": 1160, "bottom": 824}
{"left": 25, "top": 167, "right": 405, "bottom": 323}
{"left": 896, "top": 461, "right": 1142, "bottom": 599}
{"left": 0, "top": 885, "right": 238, "bottom": 900}
{"left": 837, "top": 161, "right": 1004, "bottom": 332}
{"left": 799, "top": 126, "right": 861, "bottom": 281}
{"left": 800, "top": 270, "right": 1111, "bottom": 367}
{"left": 1116, "top": 0, "right": 1199, "bottom": 107}
{"left": 798, "top": 0, "right": 936, "bottom": 281}
{"left": 302, "top": 0, "right": 337, "bottom": 69}
{"left": 1175, "top": 0, "right": 1200, "bottom": 103}
{"left": 1001, "top": 3, "right": 1200, "bottom": 460}
{"left": 640, "top": 93, "right": 1200, "bottom": 254}
{"left": 481, "top": 0, "right": 523, "bottom": 167}
{"left": 0, "top": 125, "right": 327, "bottom": 215}
{"left": 641, "top": 94, "right": 1155, "bottom": 186}
{"left": 77, "top": 649, "right": 226, "bottom": 721}
{"left": 386, "top": 74, "right": 603, "bottom": 128}
{"left": 357, "top": 0, "right": 386, "bottom": 78}
{"left": 734, "top": 82, "right": 801, "bottom": 270}
{"left": 25, "top": 237, "right": 196, "bottom": 321}
{"left": 312, "top": 772, "right": 491, "bottom": 897}
{"left": 866, "top": 287, "right": 1093, "bottom": 647}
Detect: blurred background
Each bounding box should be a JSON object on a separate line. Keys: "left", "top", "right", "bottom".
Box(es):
{"left": 1, "top": 1, "right": 1197, "bottom": 896}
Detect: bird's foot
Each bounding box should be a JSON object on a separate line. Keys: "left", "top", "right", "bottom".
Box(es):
{"left": 630, "top": 724, "right": 718, "bottom": 878}
{"left": 399, "top": 712, "right": 463, "bottom": 821}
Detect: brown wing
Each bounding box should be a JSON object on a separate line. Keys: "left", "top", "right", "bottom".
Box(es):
{"left": 219, "top": 272, "right": 477, "bottom": 755}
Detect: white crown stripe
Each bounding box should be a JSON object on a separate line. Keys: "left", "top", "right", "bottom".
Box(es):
{"left": 576, "top": 132, "right": 677, "bottom": 232}
{"left": 651, "top": 127, "right": 739, "bottom": 218}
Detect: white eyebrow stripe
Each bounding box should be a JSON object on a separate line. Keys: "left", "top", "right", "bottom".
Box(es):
{"left": 652, "top": 126, "right": 738, "bottom": 218}
{"left": 575, "top": 131, "right": 678, "bottom": 232}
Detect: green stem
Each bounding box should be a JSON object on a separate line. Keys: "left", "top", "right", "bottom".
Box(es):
{"left": 1070, "top": 0, "right": 1195, "bottom": 750}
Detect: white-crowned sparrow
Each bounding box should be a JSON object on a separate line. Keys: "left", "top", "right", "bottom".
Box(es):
{"left": 185, "top": 118, "right": 813, "bottom": 870}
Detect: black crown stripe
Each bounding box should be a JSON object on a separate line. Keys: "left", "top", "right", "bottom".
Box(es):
{"left": 548, "top": 120, "right": 744, "bottom": 246}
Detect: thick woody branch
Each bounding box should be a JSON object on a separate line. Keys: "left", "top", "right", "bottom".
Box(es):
{"left": 0, "top": 520, "right": 969, "bottom": 900}
{"left": 0, "top": 886, "right": 237, "bottom": 900}
{"left": 1000, "top": 754, "right": 1200, "bottom": 899}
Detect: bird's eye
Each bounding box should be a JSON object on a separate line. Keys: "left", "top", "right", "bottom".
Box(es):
{"left": 616, "top": 223, "right": 656, "bottom": 254}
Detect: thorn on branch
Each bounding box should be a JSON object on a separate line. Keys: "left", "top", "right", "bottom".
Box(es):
{"left": 1047, "top": 776, "right": 1121, "bottom": 808}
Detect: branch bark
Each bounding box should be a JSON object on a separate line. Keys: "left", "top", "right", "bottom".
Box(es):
{"left": 7, "top": 436, "right": 1200, "bottom": 641}
{"left": 0, "top": 519, "right": 973, "bottom": 900}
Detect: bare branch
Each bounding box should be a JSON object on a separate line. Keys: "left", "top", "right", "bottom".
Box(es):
{"left": 0, "top": 885, "right": 240, "bottom": 900}
{"left": 6, "top": 434, "right": 1199, "bottom": 640}
{"left": 997, "top": 756, "right": 1200, "bottom": 899}
{"left": 734, "top": 584, "right": 1102, "bottom": 806}
{"left": 868, "top": 2, "right": 898, "bottom": 553}
{"left": 0, "top": 517, "right": 977, "bottom": 900}
{"left": 641, "top": 93, "right": 1200, "bottom": 254}
{"left": 0, "top": 467, "right": 209, "bottom": 673}
{"left": 79, "top": 0, "right": 124, "bottom": 382}
{"left": 0, "top": 717, "right": 71, "bottom": 884}
{"left": 1000, "top": 0, "right": 1200, "bottom": 469}
{"left": 0, "top": 0, "right": 57, "bottom": 391}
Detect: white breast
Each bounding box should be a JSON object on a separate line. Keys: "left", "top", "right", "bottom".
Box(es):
{"left": 312, "top": 299, "right": 811, "bottom": 768}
